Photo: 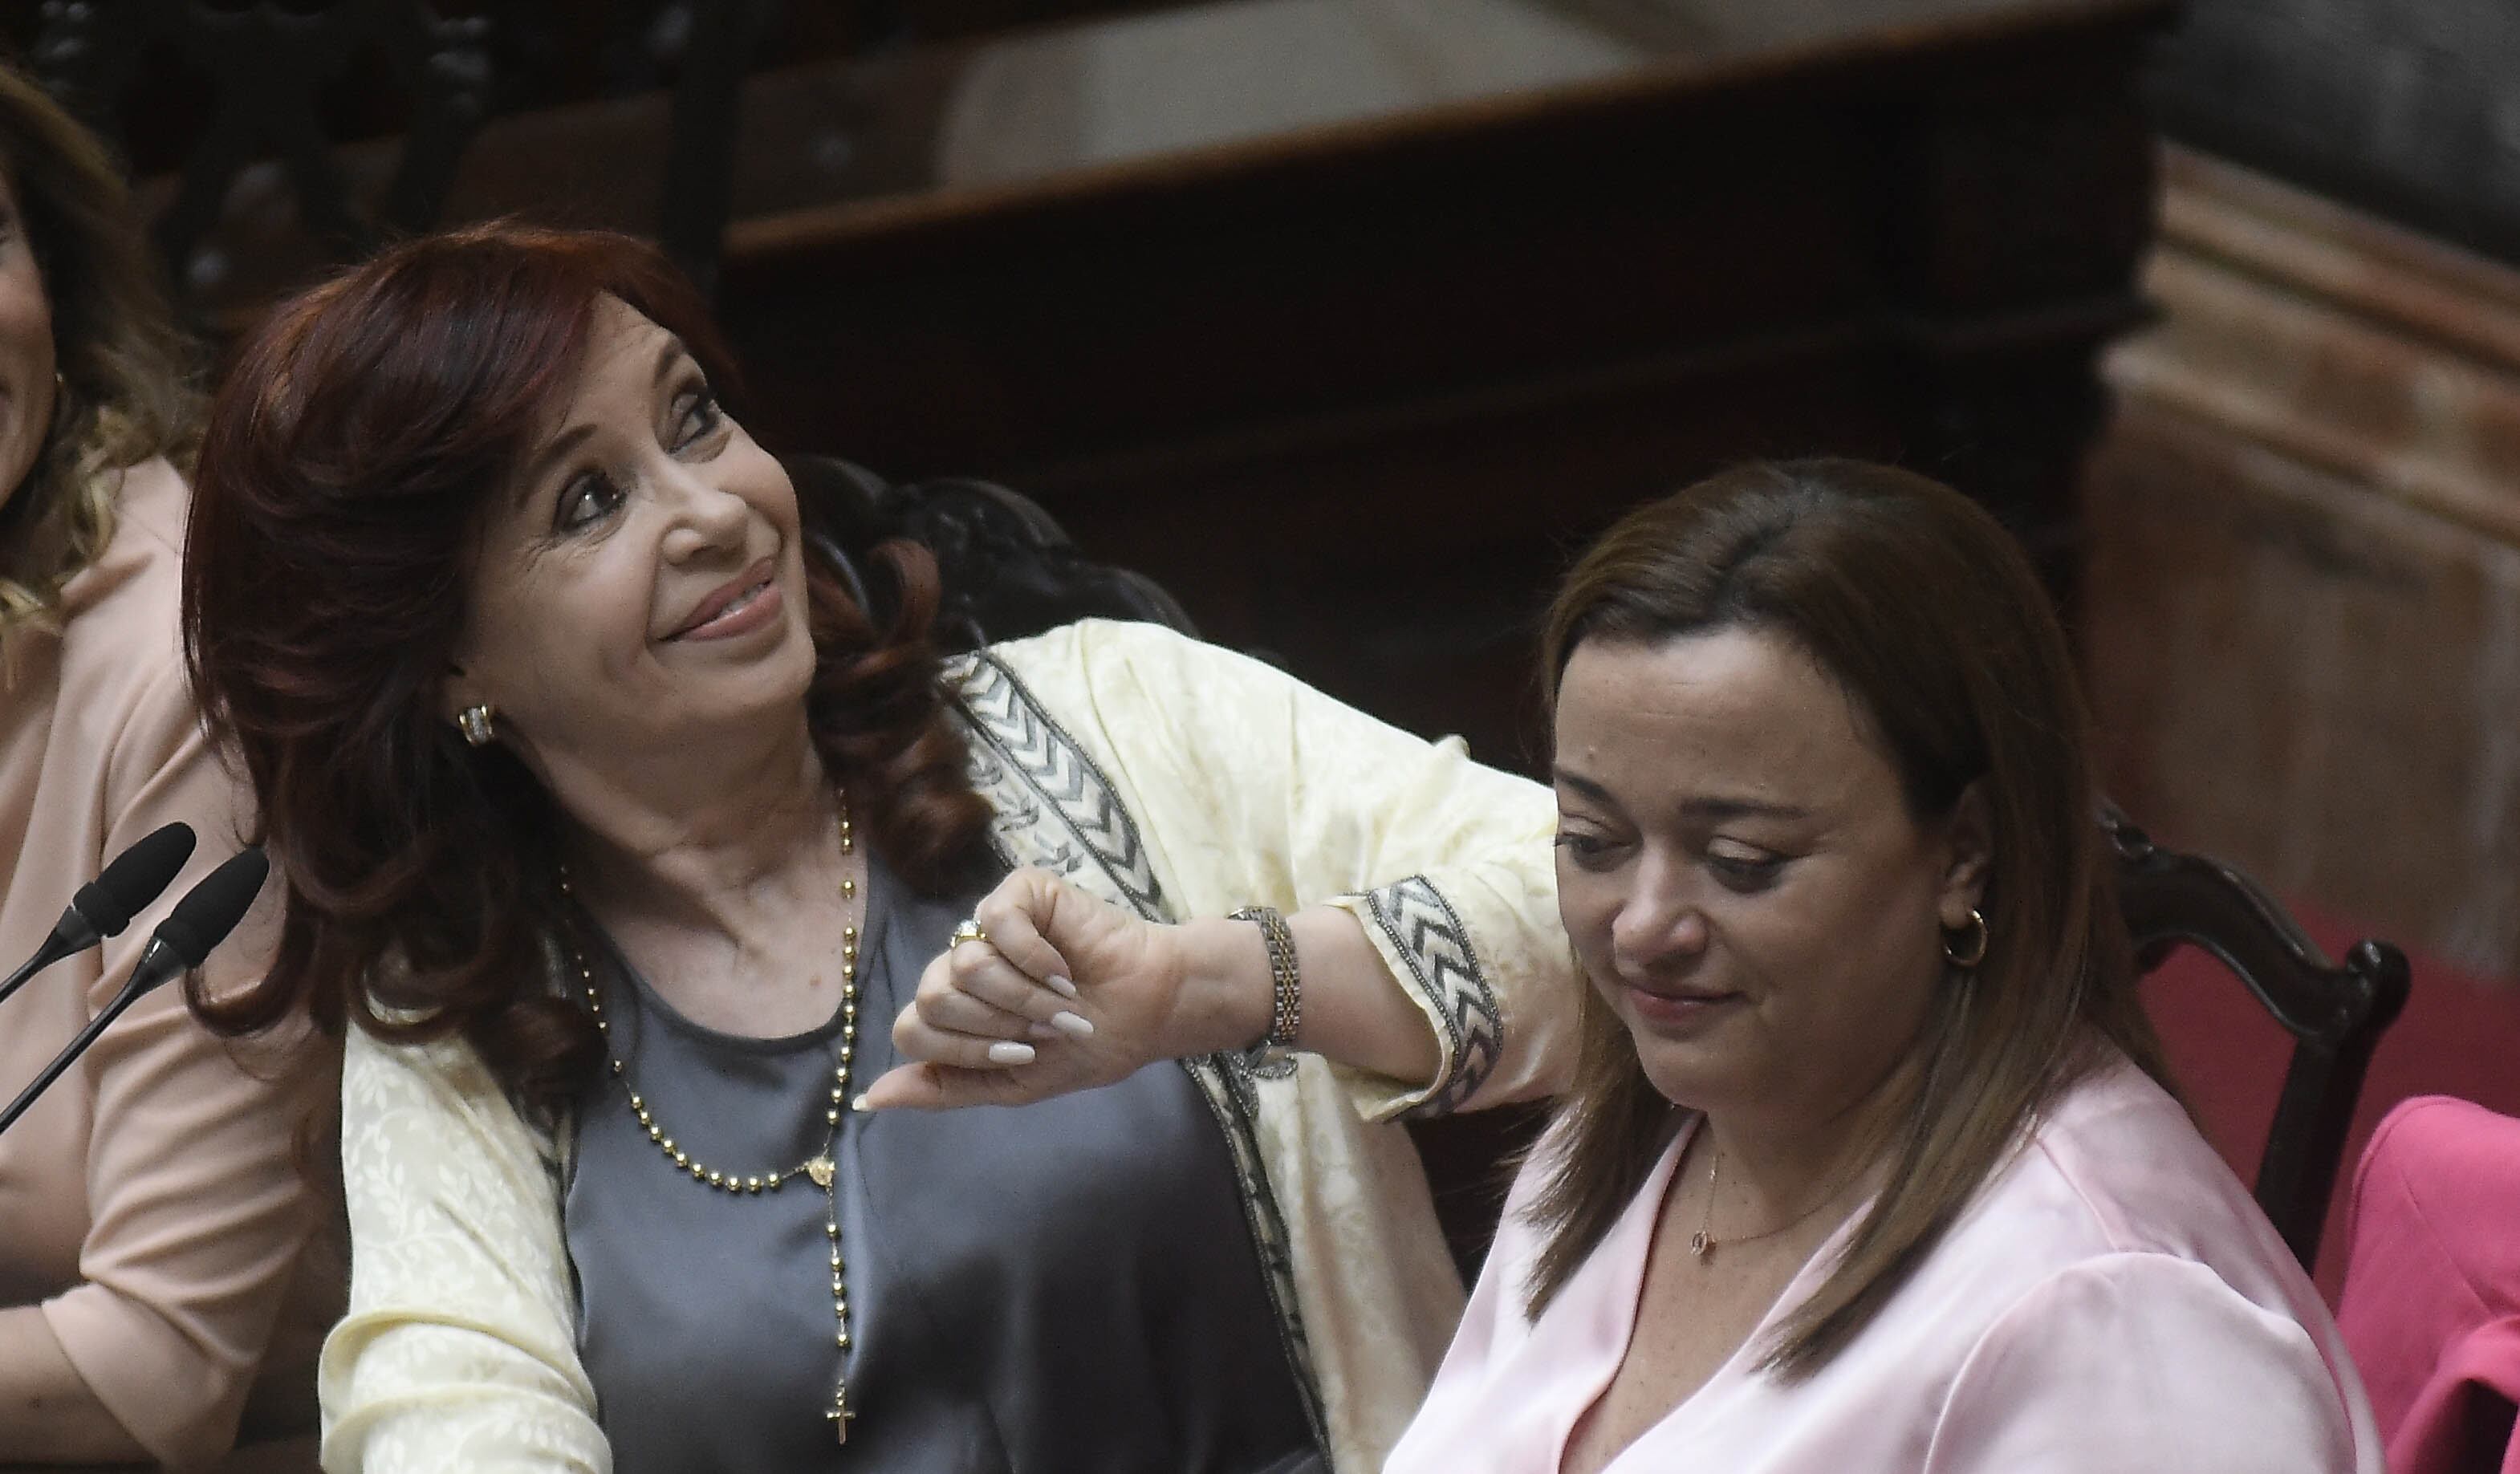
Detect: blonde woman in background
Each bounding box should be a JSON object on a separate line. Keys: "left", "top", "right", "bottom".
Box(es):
{"left": 0, "top": 63, "right": 334, "bottom": 1469}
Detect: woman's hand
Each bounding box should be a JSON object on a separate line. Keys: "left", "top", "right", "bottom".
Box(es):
{"left": 858, "top": 867, "right": 1271, "bottom": 1111}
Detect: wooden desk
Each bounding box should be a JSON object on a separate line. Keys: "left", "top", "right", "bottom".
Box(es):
{"left": 115, "top": 0, "right": 2170, "bottom": 765}
{"left": 704, "top": 0, "right": 2174, "bottom": 765}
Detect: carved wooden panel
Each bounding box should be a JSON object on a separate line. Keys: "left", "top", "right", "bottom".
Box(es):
{"left": 2087, "top": 148, "right": 2520, "bottom": 981}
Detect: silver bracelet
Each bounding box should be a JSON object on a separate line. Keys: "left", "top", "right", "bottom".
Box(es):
{"left": 1228, "top": 905, "right": 1302, "bottom": 1050}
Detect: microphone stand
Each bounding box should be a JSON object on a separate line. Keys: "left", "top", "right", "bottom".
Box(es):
{"left": 0, "top": 976, "right": 160, "bottom": 1135}
{"left": 0, "top": 921, "right": 103, "bottom": 1012}
{"left": 0, "top": 846, "right": 266, "bottom": 1138}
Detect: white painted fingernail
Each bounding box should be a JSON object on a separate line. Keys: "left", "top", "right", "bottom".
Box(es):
{"left": 849, "top": 1093, "right": 872, "bottom": 1113}
{"left": 1051, "top": 1009, "right": 1095, "bottom": 1038}
{"left": 1046, "top": 975, "right": 1078, "bottom": 999}
{"left": 986, "top": 1041, "right": 1037, "bottom": 1066}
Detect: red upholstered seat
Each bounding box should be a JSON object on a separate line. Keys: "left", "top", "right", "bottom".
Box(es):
{"left": 2142, "top": 914, "right": 2520, "bottom": 1298}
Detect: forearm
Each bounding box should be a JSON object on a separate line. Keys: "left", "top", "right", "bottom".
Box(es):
{"left": 0, "top": 1305, "right": 148, "bottom": 1465}
{"left": 1173, "top": 907, "right": 1443, "bottom": 1088}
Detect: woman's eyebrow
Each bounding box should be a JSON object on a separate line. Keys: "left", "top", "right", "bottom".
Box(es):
{"left": 511, "top": 338, "right": 693, "bottom": 506}
{"left": 1552, "top": 768, "right": 1808, "bottom": 823}
{"left": 649, "top": 335, "right": 686, "bottom": 386}
{"left": 514, "top": 423, "right": 595, "bottom": 507}
{"left": 1677, "top": 796, "right": 1810, "bottom": 822}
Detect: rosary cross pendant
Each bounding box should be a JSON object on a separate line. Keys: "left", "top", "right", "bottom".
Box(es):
{"left": 827, "top": 1386, "right": 854, "bottom": 1444}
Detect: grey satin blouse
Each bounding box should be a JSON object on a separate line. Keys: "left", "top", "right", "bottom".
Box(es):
{"left": 563, "top": 855, "right": 1323, "bottom": 1473}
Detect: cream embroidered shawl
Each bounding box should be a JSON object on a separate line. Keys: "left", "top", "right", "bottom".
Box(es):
{"left": 319, "top": 619, "right": 1579, "bottom": 1472}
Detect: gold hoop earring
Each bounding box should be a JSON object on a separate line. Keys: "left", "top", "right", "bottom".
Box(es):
{"left": 1941, "top": 908, "right": 1989, "bottom": 968}
{"left": 456, "top": 704, "right": 498, "bottom": 747}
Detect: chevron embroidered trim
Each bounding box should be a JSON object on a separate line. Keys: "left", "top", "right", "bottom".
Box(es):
{"left": 945, "top": 652, "right": 1166, "bottom": 917}
{"left": 1183, "top": 1054, "right": 1328, "bottom": 1446}
{"left": 1364, "top": 875, "right": 1502, "bottom": 1117}
{"left": 942, "top": 648, "right": 1323, "bottom": 1440}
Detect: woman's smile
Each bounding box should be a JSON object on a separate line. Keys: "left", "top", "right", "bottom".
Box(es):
{"left": 667, "top": 558, "right": 782, "bottom": 642}
{"left": 1621, "top": 982, "right": 1745, "bottom": 1034}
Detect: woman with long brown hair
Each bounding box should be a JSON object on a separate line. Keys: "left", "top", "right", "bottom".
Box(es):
{"left": 0, "top": 61, "right": 331, "bottom": 1468}
{"left": 1392, "top": 460, "right": 2375, "bottom": 1470}
{"left": 915, "top": 460, "right": 2383, "bottom": 1471}
{"left": 181, "top": 221, "right": 1575, "bottom": 1472}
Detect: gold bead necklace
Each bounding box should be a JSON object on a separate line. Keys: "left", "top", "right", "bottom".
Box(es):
{"left": 560, "top": 799, "right": 864, "bottom": 1442}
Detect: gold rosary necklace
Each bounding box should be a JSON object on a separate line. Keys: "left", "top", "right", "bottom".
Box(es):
{"left": 560, "top": 800, "right": 866, "bottom": 1442}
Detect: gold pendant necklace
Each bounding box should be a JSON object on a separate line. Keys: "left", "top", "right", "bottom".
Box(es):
{"left": 562, "top": 801, "right": 864, "bottom": 1443}
{"left": 1688, "top": 1136, "right": 1862, "bottom": 1262}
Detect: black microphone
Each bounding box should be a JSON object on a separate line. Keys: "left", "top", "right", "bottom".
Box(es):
{"left": 0, "top": 847, "right": 268, "bottom": 1137}
{"left": 0, "top": 822, "right": 195, "bottom": 1009}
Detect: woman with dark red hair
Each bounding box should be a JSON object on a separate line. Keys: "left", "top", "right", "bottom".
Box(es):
{"left": 181, "top": 222, "right": 1575, "bottom": 1473}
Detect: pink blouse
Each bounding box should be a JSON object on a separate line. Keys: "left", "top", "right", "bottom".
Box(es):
{"left": 1387, "top": 1054, "right": 2380, "bottom": 1472}
{"left": 0, "top": 459, "right": 336, "bottom": 1466}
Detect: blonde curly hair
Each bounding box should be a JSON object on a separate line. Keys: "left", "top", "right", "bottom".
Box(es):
{"left": 0, "top": 61, "right": 198, "bottom": 666}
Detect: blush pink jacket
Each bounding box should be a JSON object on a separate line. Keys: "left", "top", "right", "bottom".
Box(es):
{"left": 2336, "top": 1096, "right": 2520, "bottom": 1474}
{"left": 1387, "top": 1053, "right": 2380, "bottom": 1472}
{"left": 0, "top": 459, "right": 336, "bottom": 1467}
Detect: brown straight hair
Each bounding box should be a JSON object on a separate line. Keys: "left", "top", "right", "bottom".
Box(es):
{"left": 1527, "top": 458, "right": 2174, "bottom": 1377}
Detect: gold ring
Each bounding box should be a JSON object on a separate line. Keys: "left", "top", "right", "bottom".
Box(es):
{"left": 950, "top": 918, "right": 990, "bottom": 948}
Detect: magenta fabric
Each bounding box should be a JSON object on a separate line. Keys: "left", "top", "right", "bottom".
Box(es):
{"left": 2335, "top": 1096, "right": 2520, "bottom": 1474}
{"left": 1386, "top": 1054, "right": 2379, "bottom": 1472}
